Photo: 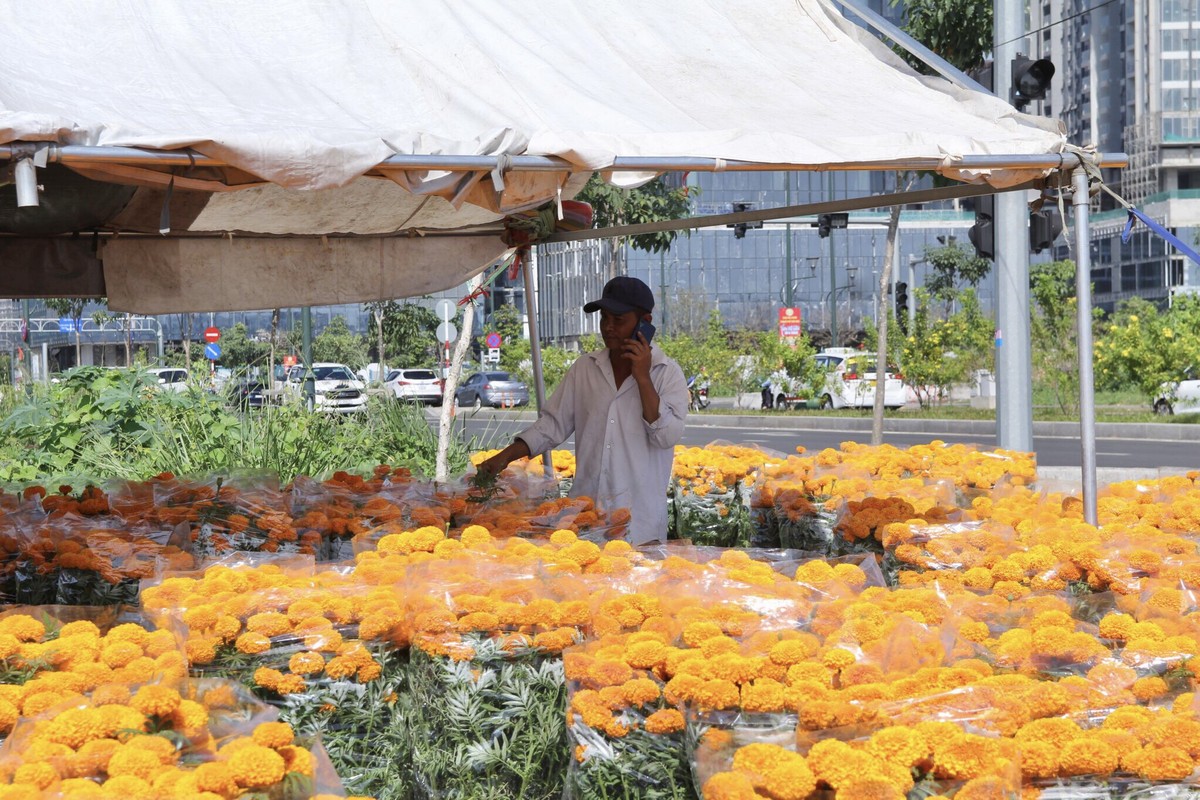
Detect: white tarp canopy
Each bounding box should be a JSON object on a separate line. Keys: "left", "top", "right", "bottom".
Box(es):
{"left": 0, "top": 0, "right": 1068, "bottom": 312}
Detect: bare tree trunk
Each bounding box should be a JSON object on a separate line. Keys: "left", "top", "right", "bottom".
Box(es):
{"left": 436, "top": 275, "right": 482, "bottom": 482}
{"left": 375, "top": 307, "right": 386, "bottom": 380}
{"left": 872, "top": 173, "right": 911, "bottom": 445}
{"left": 74, "top": 323, "right": 82, "bottom": 368}
{"left": 182, "top": 313, "right": 192, "bottom": 367}
{"left": 124, "top": 314, "right": 132, "bottom": 366}
{"left": 269, "top": 308, "right": 280, "bottom": 390}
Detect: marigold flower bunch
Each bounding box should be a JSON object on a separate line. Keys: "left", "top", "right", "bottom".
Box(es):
{"left": 0, "top": 680, "right": 370, "bottom": 799}
{"left": 701, "top": 723, "right": 1022, "bottom": 800}
{"left": 471, "top": 448, "right": 577, "bottom": 479}
{"left": 141, "top": 564, "right": 402, "bottom": 690}
{"left": 0, "top": 613, "right": 186, "bottom": 737}
{"left": 673, "top": 445, "right": 772, "bottom": 496}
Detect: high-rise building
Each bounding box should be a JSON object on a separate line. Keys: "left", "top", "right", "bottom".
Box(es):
{"left": 1034, "top": 0, "right": 1200, "bottom": 309}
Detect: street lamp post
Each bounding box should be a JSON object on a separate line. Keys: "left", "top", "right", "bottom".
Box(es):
{"left": 780, "top": 258, "right": 821, "bottom": 308}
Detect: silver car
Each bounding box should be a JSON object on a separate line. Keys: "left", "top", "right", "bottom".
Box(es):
{"left": 385, "top": 368, "right": 443, "bottom": 405}
{"left": 455, "top": 371, "right": 529, "bottom": 409}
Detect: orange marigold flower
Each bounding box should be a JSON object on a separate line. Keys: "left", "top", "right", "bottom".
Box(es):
{"left": 228, "top": 744, "right": 286, "bottom": 788}
{"left": 761, "top": 758, "right": 817, "bottom": 800}
{"left": 130, "top": 685, "right": 181, "bottom": 718}
{"left": 836, "top": 776, "right": 905, "bottom": 800}
{"left": 1059, "top": 738, "right": 1119, "bottom": 777}
{"left": 702, "top": 772, "right": 759, "bottom": 800}
{"left": 105, "top": 746, "right": 162, "bottom": 782}
{"left": 234, "top": 632, "right": 271, "bottom": 655}
{"left": 288, "top": 651, "right": 326, "bottom": 676}
{"left": 644, "top": 709, "right": 685, "bottom": 735}
{"left": 1124, "top": 746, "right": 1195, "bottom": 781}
{"left": 252, "top": 721, "right": 294, "bottom": 749}
{"left": 620, "top": 678, "right": 660, "bottom": 707}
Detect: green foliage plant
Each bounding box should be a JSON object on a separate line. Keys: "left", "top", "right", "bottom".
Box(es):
{"left": 1095, "top": 294, "right": 1200, "bottom": 406}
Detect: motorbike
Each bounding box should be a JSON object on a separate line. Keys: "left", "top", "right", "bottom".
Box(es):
{"left": 687, "top": 375, "right": 710, "bottom": 411}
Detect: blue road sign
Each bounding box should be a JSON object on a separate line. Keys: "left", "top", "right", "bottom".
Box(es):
{"left": 57, "top": 318, "right": 80, "bottom": 333}
{"left": 204, "top": 343, "right": 222, "bottom": 360}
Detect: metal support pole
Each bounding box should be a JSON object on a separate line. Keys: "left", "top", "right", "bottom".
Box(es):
{"left": 523, "top": 249, "right": 554, "bottom": 478}
{"left": 994, "top": 0, "right": 1034, "bottom": 452}
{"left": 828, "top": 233, "right": 838, "bottom": 346}
{"left": 20, "top": 299, "right": 31, "bottom": 388}
{"left": 785, "top": 175, "right": 794, "bottom": 307}
{"left": 301, "top": 307, "right": 314, "bottom": 411}
{"left": 659, "top": 251, "right": 669, "bottom": 333}
{"left": 1072, "top": 167, "right": 1098, "bottom": 526}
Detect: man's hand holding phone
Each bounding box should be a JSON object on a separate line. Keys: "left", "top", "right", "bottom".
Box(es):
{"left": 622, "top": 319, "right": 656, "bottom": 383}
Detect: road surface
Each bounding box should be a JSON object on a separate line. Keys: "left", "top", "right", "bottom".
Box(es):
{"left": 443, "top": 412, "right": 1200, "bottom": 470}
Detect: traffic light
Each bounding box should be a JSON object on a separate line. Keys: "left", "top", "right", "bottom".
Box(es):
{"left": 895, "top": 282, "right": 909, "bottom": 333}
{"left": 968, "top": 195, "right": 995, "bottom": 260}
{"left": 727, "top": 202, "right": 763, "bottom": 239}
{"left": 817, "top": 214, "right": 831, "bottom": 238}
{"left": 1029, "top": 206, "right": 1064, "bottom": 253}
{"left": 815, "top": 213, "right": 847, "bottom": 239}
{"left": 1011, "top": 55, "right": 1055, "bottom": 110}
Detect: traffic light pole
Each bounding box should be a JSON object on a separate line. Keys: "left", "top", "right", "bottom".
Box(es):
{"left": 1073, "top": 167, "right": 1098, "bottom": 525}
{"left": 993, "top": 0, "right": 1034, "bottom": 453}
{"left": 828, "top": 232, "right": 838, "bottom": 346}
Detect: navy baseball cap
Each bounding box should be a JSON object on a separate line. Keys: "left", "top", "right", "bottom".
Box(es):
{"left": 583, "top": 276, "right": 655, "bottom": 314}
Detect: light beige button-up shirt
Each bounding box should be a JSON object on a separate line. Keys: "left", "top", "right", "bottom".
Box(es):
{"left": 517, "top": 345, "right": 689, "bottom": 544}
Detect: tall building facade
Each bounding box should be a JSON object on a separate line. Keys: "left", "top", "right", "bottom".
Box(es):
{"left": 535, "top": 170, "right": 981, "bottom": 348}
{"left": 1035, "top": 0, "right": 1200, "bottom": 310}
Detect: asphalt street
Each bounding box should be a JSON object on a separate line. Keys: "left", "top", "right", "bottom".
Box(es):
{"left": 442, "top": 411, "right": 1200, "bottom": 470}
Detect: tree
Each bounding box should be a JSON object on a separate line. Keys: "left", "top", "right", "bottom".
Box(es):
{"left": 576, "top": 173, "right": 694, "bottom": 283}
{"left": 898, "top": 288, "right": 993, "bottom": 407}
{"left": 891, "top": 0, "right": 992, "bottom": 74}
{"left": 923, "top": 244, "right": 992, "bottom": 310}
{"left": 312, "top": 316, "right": 367, "bottom": 367}
{"left": 1030, "top": 260, "right": 1084, "bottom": 413}
{"left": 1095, "top": 295, "right": 1200, "bottom": 405}
{"left": 43, "top": 298, "right": 93, "bottom": 368}
{"left": 577, "top": 174, "right": 694, "bottom": 255}
{"left": 218, "top": 322, "right": 269, "bottom": 370}
{"left": 379, "top": 303, "right": 439, "bottom": 368}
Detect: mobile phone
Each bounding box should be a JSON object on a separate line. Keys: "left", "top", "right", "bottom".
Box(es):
{"left": 633, "top": 320, "right": 656, "bottom": 344}
{"left": 628, "top": 319, "right": 657, "bottom": 345}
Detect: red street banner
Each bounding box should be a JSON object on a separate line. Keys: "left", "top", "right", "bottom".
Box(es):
{"left": 778, "top": 307, "right": 802, "bottom": 339}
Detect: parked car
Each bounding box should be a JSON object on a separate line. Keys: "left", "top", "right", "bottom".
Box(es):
{"left": 227, "top": 379, "right": 273, "bottom": 410}
{"left": 770, "top": 349, "right": 907, "bottom": 410}
{"left": 148, "top": 367, "right": 189, "bottom": 392}
{"left": 455, "top": 371, "right": 529, "bottom": 409}
{"left": 1154, "top": 366, "right": 1200, "bottom": 415}
{"left": 385, "top": 368, "right": 443, "bottom": 405}
{"left": 285, "top": 362, "right": 367, "bottom": 414}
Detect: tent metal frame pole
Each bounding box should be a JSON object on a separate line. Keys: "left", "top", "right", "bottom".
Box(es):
{"left": 522, "top": 248, "right": 553, "bottom": 479}
{"left": 0, "top": 144, "right": 1128, "bottom": 175}
{"left": 835, "top": 0, "right": 987, "bottom": 93}
{"left": 1072, "top": 167, "right": 1099, "bottom": 526}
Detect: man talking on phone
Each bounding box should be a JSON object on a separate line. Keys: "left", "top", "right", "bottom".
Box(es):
{"left": 476, "top": 276, "right": 689, "bottom": 544}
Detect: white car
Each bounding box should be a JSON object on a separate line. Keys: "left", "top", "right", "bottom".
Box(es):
{"left": 1154, "top": 367, "right": 1200, "bottom": 415}
{"left": 771, "top": 348, "right": 907, "bottom": 410}
{"left": 148, "top": 367, "right": 189, "bottom": 392}
{"left": 384, "top": 368, "right": 443, "bottom": 405}
{"left": 815, "top": 349, "right": 908, "bottom": 410}
{"left": 285, "top": 362, "right": 368, "bottom": 414}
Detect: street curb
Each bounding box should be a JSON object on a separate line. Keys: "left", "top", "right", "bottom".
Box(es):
{"left": 450, "top": 409, "right": 1200, "bottom": 443}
